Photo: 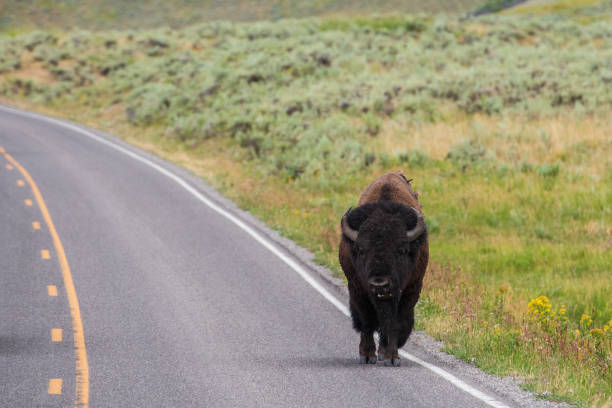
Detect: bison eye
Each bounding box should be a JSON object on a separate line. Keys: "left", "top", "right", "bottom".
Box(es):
{"left": 397, "top": 246, "right": 408, "bottom": 255}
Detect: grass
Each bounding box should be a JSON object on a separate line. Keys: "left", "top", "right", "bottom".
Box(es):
{"left": 1, "top": 6, "right": 611, "bottom": 406}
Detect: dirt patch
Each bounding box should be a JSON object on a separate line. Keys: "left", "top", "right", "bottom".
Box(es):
{"left": 3, "top": 52, "right": 58, "bottom": 85}
{"left": 8, "top": 62, "right": 56, "bottom": 85}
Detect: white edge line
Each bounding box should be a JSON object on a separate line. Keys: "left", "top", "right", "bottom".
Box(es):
{"left": 1, "top": 105, "right": 511, "bottom": 408}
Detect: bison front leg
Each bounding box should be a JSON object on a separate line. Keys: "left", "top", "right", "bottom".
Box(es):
{"left": 377, "top": 332, "right": 386, "bottom": 361}
{"left": 359, "top": 332, "right": 377, "bottom": 364}
{"left": 376, "top": 301, "right": 401, "bottom": 367}
{"left": 350, "top": 301, "right": 378, "bottom": 364}
{"left": 378, "top": 323, "right": 400, "bottom": 367}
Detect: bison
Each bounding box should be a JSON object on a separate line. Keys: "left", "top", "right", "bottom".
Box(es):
{"left": 339, "top": 171, "right": 429, "bottom": 366}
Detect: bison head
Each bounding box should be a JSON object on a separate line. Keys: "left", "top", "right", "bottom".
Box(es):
{"left": 341, "top": 201, "right": 426, "bottom": 302}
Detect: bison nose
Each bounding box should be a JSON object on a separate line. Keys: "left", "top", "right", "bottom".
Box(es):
{"left": 368, "top": 277, "right": 392, "bottom": 299}
{"left": 368, "top": 276, "right": 390, "bottom": 288}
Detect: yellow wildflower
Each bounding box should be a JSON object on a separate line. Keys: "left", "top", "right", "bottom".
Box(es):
{"left": 527, "top": 295, "right": 553, "bottom": 325}
{"left": 580, "top": 314, "right": 592, "bottom": 328}
{"left": 589, "top": 328, "right": 604, "bottom": 339}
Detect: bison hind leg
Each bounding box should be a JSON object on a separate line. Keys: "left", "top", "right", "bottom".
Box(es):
{"left": 378, "top": 339, "right": 401, "bottom": 366}
{"left": 397, "top": 307, "right": 416, "bottom": 348}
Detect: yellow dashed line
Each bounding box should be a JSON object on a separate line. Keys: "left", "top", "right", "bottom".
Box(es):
{"left": 25, "top": 199, "right": 32, "bottom": 206}
{"left": 6, "top": 163, "right": 13, "bottom": 170}
{"left": 17, "top": 179, "right": 25, "bottom": 187}
{"left": 51, "top": 329, "right": 63, "bottom": 342}
{"left": 48, "top": 378, "right": 62, "bottom": 395}
{"left": 3, "top": 148, "right": 89, "bottom": 407}
{"left": 47, "top": 285, "right": 58, "bottom": 297}
{"left": 41, "top": 250, "right": 51, "bottom": 260}
{"left": 33, "top": 221, "right": 41, "bottom": 230}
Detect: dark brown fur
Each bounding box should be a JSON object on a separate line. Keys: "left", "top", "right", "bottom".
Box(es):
{"left": 339, "top": 171, "right": 429, "bottom": 366}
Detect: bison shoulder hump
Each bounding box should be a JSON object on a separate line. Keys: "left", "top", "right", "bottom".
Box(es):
{"left": 358, "top": 172, "right": 421, "bottom": 209}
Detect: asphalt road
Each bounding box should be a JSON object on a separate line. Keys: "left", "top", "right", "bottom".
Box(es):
{"left": 0, "top": 105, "right": 530, "bottom": 407}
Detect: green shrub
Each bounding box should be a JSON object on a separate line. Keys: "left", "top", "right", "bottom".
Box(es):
{"left": 32, "top": 43, "right": 71, "bottom": 66}
{"left": 167, "top": 113, "right": 226, "bottom": 142}
{"left": 0, "top": 77, "right": 46, "bottom": 97}
{"left": 397, "top": 149, "right": 431, "bottom": 168}
{"left": 125, "top": 83, "right": 179, "bottom": 125}
{"left": 0, "top": 39, "right": 21, "bottom": 72}
{"left": 20, "top": 31, "right": 57, "bottom": 51}
{"left": 446, "top": 140, "right": 493, "bottom": 169}
{"left": 536, "top": 162, "right": 561, "bottom": 178}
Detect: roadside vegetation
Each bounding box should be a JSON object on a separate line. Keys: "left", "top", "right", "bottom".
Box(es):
{"left": 1, "top": 0, "right": 610, "bottom": 405}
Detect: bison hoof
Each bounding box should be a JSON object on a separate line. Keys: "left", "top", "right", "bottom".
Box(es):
{"left": 383, "top": 358, "right": 401, "bottom": 367}
{"left": 378, "top": 354, "right": 384, "bottom": 361}
{"left": 360, "top": 356, "right": 378, "bottom": 364}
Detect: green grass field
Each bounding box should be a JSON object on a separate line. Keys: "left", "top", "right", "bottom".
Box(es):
{"left": 1, "top": 0, "right": 611, "bottom": 405}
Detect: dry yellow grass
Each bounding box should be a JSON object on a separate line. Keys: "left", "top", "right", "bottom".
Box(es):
{"left": 379, "top": 111, "right": 611, "bottom": 176}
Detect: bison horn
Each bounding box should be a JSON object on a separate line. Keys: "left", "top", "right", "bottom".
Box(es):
{"left": 406, "top": 207, "right": 426, "bottom": 241}
{"left": 341, "top": 206, "right": 359, "bottom": 242}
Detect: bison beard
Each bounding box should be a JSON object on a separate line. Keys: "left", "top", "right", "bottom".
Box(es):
{"left": 339, "top": 172, "right": 429, "bottom": 367}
